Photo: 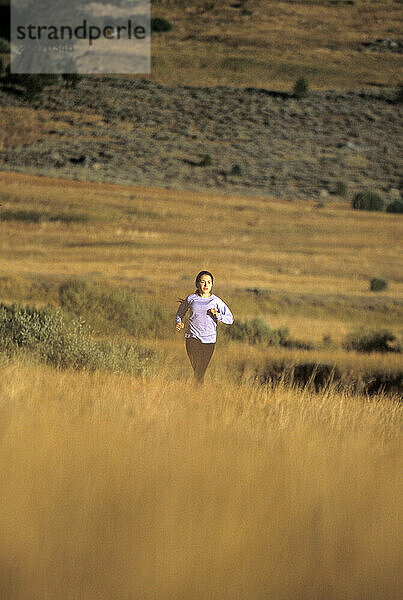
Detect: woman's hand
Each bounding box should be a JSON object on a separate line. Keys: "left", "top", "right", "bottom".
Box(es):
{"left": 176, "top": 322, "right": 184, "bottom": 331}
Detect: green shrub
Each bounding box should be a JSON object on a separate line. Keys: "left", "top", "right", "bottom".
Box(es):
{"left": 370, "top": 277, "right": 388, "bottom": 292}
{"left": 200, "top": 154, "right": 212, "bottom": 167}
{"left": 59, "top": 279, "right": 170, "bottom": 338}
{"left": 151, "top": 17, "right": 173, "bottom": 32}
{"left": 351, "top": 190, "right": 384, "bottom": 212}
{"left": 293, "top": 77, "right": 308, "bottom": 99}
{"left": 0, "top": 302, "right": 155, "bottom": 374}
{"left": 231, "top": 164, "right": 242, "bottom": 176}
{"left": 343, "top": 328, "right": 400, "bottom": 353}
{"left": 386, "top": 199, "right": 403, "bottom": 214}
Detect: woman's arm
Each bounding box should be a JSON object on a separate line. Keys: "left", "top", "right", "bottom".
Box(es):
{"left": 214, "top": 300, "right": 234, "bottom": 325}
{"left": 175, "top": 296, "right": 189, "bottom": 328}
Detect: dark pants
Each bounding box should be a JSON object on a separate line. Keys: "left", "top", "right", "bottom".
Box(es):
{"left": 185, "top": 337, "right": 215, "bottom": 384}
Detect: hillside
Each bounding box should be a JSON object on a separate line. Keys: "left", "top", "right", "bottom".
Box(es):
{"left": 149, "top": 0, "right": 402, "bottom": 89}
{"left": 0, "top": 78, "right": 401, "bottom": 201}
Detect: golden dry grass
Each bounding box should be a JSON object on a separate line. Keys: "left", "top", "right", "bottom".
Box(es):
{"left": 1, "top": 171, "right": 402, "bottom": 299}
{"left": 0, "top": 363, "right": 401, "bottom": 600}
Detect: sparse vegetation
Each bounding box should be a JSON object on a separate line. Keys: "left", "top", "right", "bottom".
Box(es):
{"left": 351, "top": 190, "right": 384, "bottom": 212}
{"left": 225, "top": 316, "right": 288, "bottom": 346}
{"left": 0, "top": 209, "right": 91, "bottom": 224}
{"left": 224, "top": 317, "right": 316, "bottom": 350}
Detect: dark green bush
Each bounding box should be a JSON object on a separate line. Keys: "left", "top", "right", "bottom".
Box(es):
{"left": 0, "top": 302, "right": 155, "bottom": 373}
{"left": 59, "top": 279, "right": 170, "bottom": 338}
{"left": 343, "top": 328, "right": 400, "bottom": 353}
{"left": 370, "top": 277, "right": 388, "bottom": 292}
{"left": 151, "top": 17, "right": 173, "bottom": 32}
{"left": 351, "top": 190, "right": 384, "bottom": 211}
{"left": 200, "top": 154, "right": 212, "bottom": 167}
{"left": 386, "top": 199, "right": 403, "bottom": 214}
{"left": 231, "top": 164, "right": 242, "bottom": 176}
{"left": 293, "top": 77, "right": 308, "bottom": 99}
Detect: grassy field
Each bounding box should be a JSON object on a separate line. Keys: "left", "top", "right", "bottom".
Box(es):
{"left": 0, "top": 364, "right": 401, "bottom": 600}
{"left": 0, "top": 170, "right": 402, "bottom": 598}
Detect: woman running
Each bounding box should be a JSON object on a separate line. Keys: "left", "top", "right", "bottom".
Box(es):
{"left": 175, "top": 270, "right": 234, "bottom": 384}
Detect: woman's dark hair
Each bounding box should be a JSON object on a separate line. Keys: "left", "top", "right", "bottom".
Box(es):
{"left": 177, "top": 270, "right": 214, "bottom": 303}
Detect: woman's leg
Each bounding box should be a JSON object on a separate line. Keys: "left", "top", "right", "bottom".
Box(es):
{"left": 185, "top": 337, "right": 215, "bottom": 383}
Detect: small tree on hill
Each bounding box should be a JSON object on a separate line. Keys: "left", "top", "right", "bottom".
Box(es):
{"left": 293, "top": 77, "right": 308, "bottom": 99}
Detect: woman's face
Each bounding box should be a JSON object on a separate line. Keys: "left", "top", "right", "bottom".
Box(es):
{"left": 197, "top": 274, "right": 213, "bottom": 296}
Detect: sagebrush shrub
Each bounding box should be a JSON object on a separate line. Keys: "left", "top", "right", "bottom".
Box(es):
{"left": 370, "top": 278, "right": 388, "bottom": 292}
{"left": 151, "top": 18, "right": 172, "bottom": 32}
{"left": 59, "top": 279, "right": 170, "bottom": 338}
{"left": 351, "top": 190, "right": 384, "bottom": 211}
{"left": 200, "top": 154, "right": 212, "bottom": 167}
{"left": 224, "top": 317, "right": 289, "bottom": 346}
{"left": 293, "top": 77, "right": 308, "bottom": 99}
{"left": 343, "top": 328, "right": 400, "bottom": 353}
{"left": 0, "top": 302, "right": 155, "bottom": 373}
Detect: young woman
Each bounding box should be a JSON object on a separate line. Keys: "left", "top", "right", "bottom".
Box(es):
{"left": 175, "top": 270, "right": 234, "bottom": 384}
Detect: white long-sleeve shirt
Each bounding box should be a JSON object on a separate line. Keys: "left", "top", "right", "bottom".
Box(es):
{"left": 175, "top": 293, "right": 234, "bottom": 343}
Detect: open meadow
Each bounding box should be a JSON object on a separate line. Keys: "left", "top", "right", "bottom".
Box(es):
{"left": 0, "top": 171, "right": 402, "bottom": 598}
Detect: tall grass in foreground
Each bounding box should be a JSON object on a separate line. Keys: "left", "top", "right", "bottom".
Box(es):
{"left": 0, "top": 364, "right": 401, "bottom": 600}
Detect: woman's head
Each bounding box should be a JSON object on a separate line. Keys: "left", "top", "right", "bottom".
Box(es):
{"left": 195, "top": 271, "right": 214, "bottom": 296}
